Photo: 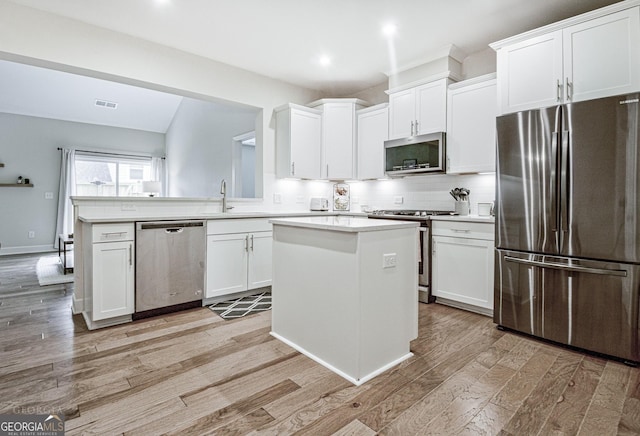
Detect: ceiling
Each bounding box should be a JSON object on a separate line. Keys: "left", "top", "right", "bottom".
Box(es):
{"left": 0, "top": 0, "right": 622, "bottom": 131}
{"left": 0, "top": 59, "right": 184, "bottom": 133}
{"left": 7, "top": 0, "right": 622, "bottom": 96}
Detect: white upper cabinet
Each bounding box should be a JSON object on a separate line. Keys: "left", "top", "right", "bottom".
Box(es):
{"left": 309, "top": 99, "right": 367, "bottom": 180}
{"left": 494, "top": 5, "right": 640, "bottom": 114}
{"left": 446, "top": 75, "right": 497, "bottom": 174}
{"left": 388, "top": 78, "right": 449, "bottom": 140}
{"left": 564, "top": 8, "right": 640, "bottom": 103}
{"left": 275, "top": 103, "right": 322, "bottom": 179}
{"left": 357, "top": 104, "right": 388, "bottom": 180}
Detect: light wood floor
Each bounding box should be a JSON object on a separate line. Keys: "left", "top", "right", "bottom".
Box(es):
{"left": 0, "top": 253, "right": 639, "bottom": 435}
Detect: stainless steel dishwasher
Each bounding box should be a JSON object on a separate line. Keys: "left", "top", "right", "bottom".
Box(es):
{"left": 135, "top": 220, "right": 205, "bottom": 316}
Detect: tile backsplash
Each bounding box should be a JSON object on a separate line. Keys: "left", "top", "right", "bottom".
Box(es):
{"left": 259, "top": 172, "right": 495, "bottom": 214}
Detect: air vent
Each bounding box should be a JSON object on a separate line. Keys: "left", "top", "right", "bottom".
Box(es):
{"left": 95, "top": 99, "right": 118, "bottom": 109}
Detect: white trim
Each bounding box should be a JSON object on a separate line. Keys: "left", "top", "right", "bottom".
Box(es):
{"left": 356, "top": 103, "right": 389, "bottom": 115}
{"left": 385, "top": 71, "right": 458, "bottom": 95}
{"left": 307, "top": 98, "right": 370, "bottom": 108}
{"left": 490, "top": 0, "right": 640, "bottom": 50}
{"left": 270, "top": 331, "right": 413, "bottom": 386}
{"left": 82, "top": 312, "right": 132, "bottom": 330}
{"left": 0, "top": 245, "right": 55, "bottom": 256}
{"left": 448, "top": 73, "right": 497, "bottom": 90}
{"left": 72, "top": 295, "right": 83, "bottom": 314}
{"left": 435, "top": 298, "right": 493, "bottom": 317}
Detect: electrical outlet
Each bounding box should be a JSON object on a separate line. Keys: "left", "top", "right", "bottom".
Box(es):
{"left": 295, "top": 195, "right": 304, "bottom": 204}
{"left": 273, "top": 193, "right": 282, "bottom": 204}
{"left": 121, "top": 203, "right": 136, "bottom": 211}
{"left": 351, "top": 196, "right": 359, "bottom": 204}
{"left": 394, "top": 196, "right": 404, "bottom": 204}
{"left": 28, "top": 231, "right": 35, "bottom": 239}
{"left": 44, "top": 192, "right": 54, "bottom": 200}
{"left": 383, "top": 253, "right": 397, "bottom": 268}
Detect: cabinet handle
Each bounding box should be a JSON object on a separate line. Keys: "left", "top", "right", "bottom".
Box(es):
{"left": 415, "top": 120, "right": 419, "bottom": 135}
{"left": 102, "top": 231, "right": 126, "bottom": 238}
{"left": 326, "top": 164, "right": 329, "bottom": 178}
{"left": 451, "top": 229, "right": 471, "bottom": 233}
{"left": 291, "top": 162, "right": 295, "bottom": 176}
{"left": 129, "top": 243, "right": 132, "bottom": 266}
{"left": 250, "top": 234, "right": 254, "bottom": 251}
{"left": 557, "top": 79, "right": 562, "bottom": 101}
{"left": 566, "top": 78, "right": 572, "bottom": 101}
{"left": 244, "top": 235, "right": 249, "bottom": 251}
{"left": 410, "top": 120, "right": 415, "bottom": 136}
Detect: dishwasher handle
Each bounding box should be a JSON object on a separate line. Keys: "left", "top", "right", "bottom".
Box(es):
{"left": 138, "top": 221, "right": 204, "bottom": 231}
{"left": 165, "top": 228, "right": 184, "bottom": 234}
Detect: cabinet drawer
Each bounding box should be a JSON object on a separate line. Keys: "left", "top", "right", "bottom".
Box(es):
{"left": 92, "top": 223, "right": 134, "bottom": 243}
{"left": 207, "top": 218, "right": 272, "bottom": 235}
{"left": 432, "top": 220, "right": 494, "bottom": 240}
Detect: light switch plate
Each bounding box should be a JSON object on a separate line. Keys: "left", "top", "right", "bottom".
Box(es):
{"left": 44, "top": 192, "right": 54, "bottom": 200}
{"left": 121, "top": 203, "right": 136, "bottom": 211}
{"left": 394, "top": 196, "right": 404, "bottom": 204}
{"left": 273, "top": 193, "right": 282, "bottom": 204}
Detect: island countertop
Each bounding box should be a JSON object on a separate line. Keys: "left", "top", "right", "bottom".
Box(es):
{"left": 269, "top": 216, "right": 419, "bottom": 232}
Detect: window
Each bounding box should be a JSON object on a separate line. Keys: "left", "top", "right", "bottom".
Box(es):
{"left": 74, "top": 153, "right": 153, "bottom": 197}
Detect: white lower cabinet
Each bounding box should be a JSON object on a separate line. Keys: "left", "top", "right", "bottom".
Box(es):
{"left": 206, "top": 219, "right": 272, "bottom": 298}
{"left": 83, "top": 223, "right": 135, "bottom": 328}
{"left": 432, "top": 220, "right": 495, "bottom": 316}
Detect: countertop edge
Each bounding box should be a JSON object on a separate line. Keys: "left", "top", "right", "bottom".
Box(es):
{"left": 270, "top": 217, "right": 420, "bottom": 233}
{"left": 430, "top": 215, "right": 495, "bottom": 224}
{"left": 79, "top": 211, "right": 367, "bottom": 224}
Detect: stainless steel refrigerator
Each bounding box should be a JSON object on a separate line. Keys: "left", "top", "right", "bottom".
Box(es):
{"left": 495, "top": 93, "right": 640, "bottom": 363}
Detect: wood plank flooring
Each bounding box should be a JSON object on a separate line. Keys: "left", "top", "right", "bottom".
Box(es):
{"left": 1, "top": 253, "right": 639, "bottom": 435}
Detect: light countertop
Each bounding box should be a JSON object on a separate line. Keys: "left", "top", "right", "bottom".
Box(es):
{"left": 79, "top": 211, "right": 366, "bottom": 224}
{"left": 270, "top": 216, "right": 419, "bottom": 232}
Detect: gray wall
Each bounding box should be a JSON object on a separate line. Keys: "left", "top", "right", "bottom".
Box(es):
{"left": 166, "top": 98, "right": 258, "bottom": 198}
{"left": 0, "top": 112, "right": 164, "bottom": 253}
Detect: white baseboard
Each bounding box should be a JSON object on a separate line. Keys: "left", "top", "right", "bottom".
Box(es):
{"left": 0, "top": 245, "right": 55, "bottom": 256}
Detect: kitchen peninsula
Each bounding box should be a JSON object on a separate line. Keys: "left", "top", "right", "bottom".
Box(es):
{"left": 269, "top": 216, "right": 419, "bottom": 385}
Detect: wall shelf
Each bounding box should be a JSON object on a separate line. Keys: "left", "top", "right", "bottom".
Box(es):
{"left": 0, "top": 184, "right": 34, "bottom": 187}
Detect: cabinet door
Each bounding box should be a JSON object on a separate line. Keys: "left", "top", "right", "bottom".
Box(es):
{"left": 497, "top": 31, "right": 563, "bottom": 114}
{"left": 432, "top": 235, "right": 494, "bottom": 310}
{"left": 415, "top": 80, "right": 447, "bottom": 134}
{"left": 323, "top": 103, "right": 355, "bottom": 179}
{"left": 357, "top": 106, "right": 388, "bottom": 180}
{"left": 206, "top": 233, "right": 248, "bottom": 297}
{"left": 564, "top": 7, "right": 640, "bottom": 103}
{"left": 248, "top": 231, "right": 273, "bottom": 290}
{"left": 388, "top": 88, "right": 415, "bottom": 140}
{"left": 447, "top": 79, "right": 497, "bottom": 174}
{"left": 290, "top": 108, "right": 322, "bottom": 179}
{"left": 92, "top": 241, "right": 134, "bottom": 320}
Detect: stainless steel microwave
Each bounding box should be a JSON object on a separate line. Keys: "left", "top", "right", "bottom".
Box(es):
{"left": 384, "top": 132, "right": 446, "bottom": 176}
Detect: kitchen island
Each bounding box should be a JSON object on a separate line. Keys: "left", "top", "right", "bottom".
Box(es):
{"left": 269, "top": 216, "right": 419, "bottom": 385}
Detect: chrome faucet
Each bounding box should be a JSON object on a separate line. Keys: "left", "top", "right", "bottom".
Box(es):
{"left": 220, "top": 179, "right": 233, "bottom": 212}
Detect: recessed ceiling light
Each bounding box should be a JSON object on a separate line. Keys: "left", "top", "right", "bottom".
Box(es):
{"left": 154, "top": 0, "right": 170, "bottom": 5}
{"left": 382, "top": 23, "right": 397, "bottom": 37}
{"left": 319, "top": 55, "right": 331, "bottom": 67}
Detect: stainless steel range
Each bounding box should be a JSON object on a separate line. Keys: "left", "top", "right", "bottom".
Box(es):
{"left": 368, "top": 209, "right": 455, "bottom": 303}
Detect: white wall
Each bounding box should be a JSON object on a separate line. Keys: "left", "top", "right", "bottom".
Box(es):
{"left": 165, "top": 98, "right": 257, "bottom": 198}
{"left": 0, "top": 112, "right": 164, "bottom": 253}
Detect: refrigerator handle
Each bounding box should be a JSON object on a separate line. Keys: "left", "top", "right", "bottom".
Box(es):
{"left": 504, "top": 256, "right": 627, "bottom": 277}
{"left": 550, "top": 131, "right": 559, "bottom": 233}
{"left": 560, "top": 130, "right": 570, "bottom": 242}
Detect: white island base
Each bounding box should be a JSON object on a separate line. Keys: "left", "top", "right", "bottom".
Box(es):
{"left": 270, "top": 216, "right": 418, "bottom": 386}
